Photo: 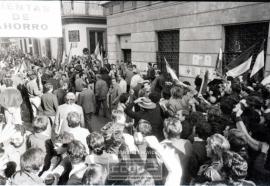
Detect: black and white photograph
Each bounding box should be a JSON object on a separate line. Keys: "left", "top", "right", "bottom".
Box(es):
{"left": 0, "top": 1, "right": 269, "bottom": 185}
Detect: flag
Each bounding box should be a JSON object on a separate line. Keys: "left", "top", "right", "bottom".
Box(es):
{"left": 226, "top": 43, "right": 257, "bottom": 78}
{"left": 164, "top": 57, "right": 178, "bottom": 81}
{"left": 94, "top": 42, "right": 100, "bottom": 57}
{"left": 250, "top": 40, "right": 265, "bottom": 78}
{"left": 215, "top": 48, "right": 223, "bottom": 76}
{"left": 261, "top": 75, "right": 270, "bottom": 86}
{"left": 61, "top": 50, "right": 66, "bottom": 65}
{"left": 67, "top": 43, "right": 73, "bottom": 64}
{"left": 95, "top": 42, "right": 104, "bottom": 67}
{"left": 226, "top": 56, "right": 253, "bottom": 78}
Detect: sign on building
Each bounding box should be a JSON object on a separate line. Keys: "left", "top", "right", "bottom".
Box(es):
{"left": 68, "top": 30, "right": 80, "bottom": 42}
{"left": 0, "top": 1, "right": 62, "bottom": 37}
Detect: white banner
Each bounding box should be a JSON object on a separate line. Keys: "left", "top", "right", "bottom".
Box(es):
{"left": 0, "top": 1, "right": 62, "bottom": 37}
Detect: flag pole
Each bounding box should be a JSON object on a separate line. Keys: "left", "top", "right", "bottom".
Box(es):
{"left": 67, "top": 43, "right": 72, "bottom": 64}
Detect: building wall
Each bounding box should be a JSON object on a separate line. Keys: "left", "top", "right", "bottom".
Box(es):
{"left": 105, "top": 1, "right": 270, "bottom": 83}
{"left": 63, "top": 23, "right": 106, "bottom": 56}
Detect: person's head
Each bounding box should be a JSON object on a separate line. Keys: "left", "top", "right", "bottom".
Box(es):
{"left": 153, "top": 64, "right": 158, "bottom": 70}
{"left": 75, "top": 73, "right": 80, "bottom": 79}
{"left": 111, "top": 109, "right": 126, "bottom": 125}
{"left": 10, "top": 125, "right": 26, "bottom": 148}
{"left": 67, "top": 111, "right": 81, "bottom": 128}
{"left": 148, "top": 62, "right": 152, "bottom": 69}
{"left": 222, "top": 151, "right": 248, "bottom": 181}
{"left": 61, "top": 73, "right": 67, "bottom": 79}
{"left": 52, "top": 132, "right": 74, "bottom": 155}
{"left": 96, "top": 74, "right": 101, "bottom": 80}
{"left": 170, "top": 86, "right": 184, "bottom": 99}
{"left": 83, "top": 48, "right": 89, "bottom": 55}
{"left": 137, "top": 119, "right": 152, "bottom": 137}
{"left": 195, "top": 119, "right": 212, "bottom": 140}
{"left": 111, "top": 130, "right": 124, "bottom": 147}
{"left": 3, "top": 78, "right": 13, "bottom": 87}
{"left": 227, "top": 129, "right": 248, "bottom": 160}
{"left": 65, "top": 92, "right": 76, "bottom": 104}
{"left": 206, "top": 134, "right": 230, "bottom": 160}
{"left": 67, "top": 140, "right": 87, "bottom": 164}
{"left": 20, "top": 148, "right": 45, "bottom": 174}
{"left": 82, "top": 164, "right": 106, "bottom": 185}
{"left": 163, "top": 117, "right": 182, "bottom": 139}
{"left": 220, "top": 97, "right": 237, "bottom": 115}
{"left": 119, "top": 93, "right": 129, "bottom": 104}
{"left": 111, "top": 64, "right": 116, "bottom": 70}
{"left": 27, "top": 71, "right": 37, "bottom": 80}
{"left": 195, "top": 76, "right": 202, "bottom": 89}
{"left": 32, "top": 116, "right": 49, "bottom": 133}
{"left": 44, "top": 83, "right": 53, "bottom": 93}
{"left": 86, "top": 132, "right": 105, "bottom": 155}
{"left": 60, "top": 81, "right": 68, "bottom": 90}
{"left": 174, "top": 110, "right": 188, "bottom": 122}
{"left": 111, "top": 78, "right": 117, "bottom": 86}
{"left": 231, "top": 82, "right": 241, "bottom": 94}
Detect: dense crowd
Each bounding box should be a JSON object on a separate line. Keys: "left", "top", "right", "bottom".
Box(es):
{"left": 0, "top": 47, "right": 269, "bottom": 185}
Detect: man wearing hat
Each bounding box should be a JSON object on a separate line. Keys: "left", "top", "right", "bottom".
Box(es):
{"left": 125, "top": 97, "right": 164, "bottom": 140}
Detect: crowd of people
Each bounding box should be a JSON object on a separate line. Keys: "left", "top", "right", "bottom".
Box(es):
{"left": 0, "top": 47, "right": 269, "bottom": 185}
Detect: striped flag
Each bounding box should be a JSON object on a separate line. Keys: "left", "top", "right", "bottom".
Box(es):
{"left": 226, "top": 43, "right": 257, "bottom": 78}
{"left": 250, "top": 40, "right": 265, "bottom": 79}
{"left": 94, "top": 42, "right": 100, "bottom": 57}
{"left": 164, "top": 57, "right": 178, "bottom": 81}
{"left": 261, "top": 75, "right": 270, "bottom": 86}
{"left": 215, "top": 48, "right": 223, "bottom": 76}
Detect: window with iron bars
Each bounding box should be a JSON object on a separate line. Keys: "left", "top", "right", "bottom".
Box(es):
{"left": 224, "top": 22, "right": 269, "bottom": 72}
{"left": 156, "top": 30, "right": 179, "bottom": 76}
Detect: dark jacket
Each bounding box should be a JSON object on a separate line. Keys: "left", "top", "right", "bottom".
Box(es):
{"left": 77, "top": 88, "right": 96, "bottom": 114}
{"left": 125, "top": 103, "right": 164, "bottom": 141}
{"left": 95, "top": 79, "right": 108, "bottom": 100}
{"left": 40, "top": 92, "right": 58, "bottom": 116}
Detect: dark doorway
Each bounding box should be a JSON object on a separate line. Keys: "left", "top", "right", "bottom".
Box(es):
{"left": 122, "top": 49, "right": 131, "bottom": 63}
{"left": 156, "top": 30, "right": 179, "bottom": 75}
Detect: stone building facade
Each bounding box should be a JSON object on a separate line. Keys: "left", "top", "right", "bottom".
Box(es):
{"left": 102, "top": 1, "right": 270, "bottom": 83}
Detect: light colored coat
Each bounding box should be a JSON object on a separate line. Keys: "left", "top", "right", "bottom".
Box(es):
{"left": 54, "top": 103, "right": 84, "bottom": 134}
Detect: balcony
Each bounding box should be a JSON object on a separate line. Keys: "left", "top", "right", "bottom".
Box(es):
{"left": 61, "top": 1, "right": 105, "bottom": 17}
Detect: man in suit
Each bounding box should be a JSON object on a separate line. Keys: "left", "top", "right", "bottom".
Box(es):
{"left": 95, "top": 74, "right": 109, "bottom": 118}
{"left": 54, "top": 92, "right": 84, "bottom": 134}
{"left": 77, "top": 84, "right": 96, "bottom": 132}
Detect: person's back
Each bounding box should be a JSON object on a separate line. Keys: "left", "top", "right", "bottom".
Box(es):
{"left": 95, "top": 78, "right": 108, "bottom": 100}
{"left": 125, "top": 68, "right": 133, "bottom": 85}
{"left": 54, "top": 93, "right": 84, "bottom": 133}
{"left": 66, "top": 112, "right": 90, "bottom": 152}
{"left": 41, "top": 92, "right": 58, "bottom": 117}
{"left": 101, "top": 73, "right": 111, "bottom": 88}
{"left": 9, "top": 148, "right": 45, "bottom": 185}
{"left": 77, "top": 87, "right": 95, "bottom": 114}
{"left": 140, "top": 106, "right": 164, "bottom": 141}
{"left": 53, "top": 81, "right": 68, "bottom": 105}
{"left": 75, "top": 77, "right": 85, "bottom": 92}
{"left": 162, "top": 117, "right": 193, "bottom": 184}
{"left": 27, "top": 116, "right": 51, "bottom": 152}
